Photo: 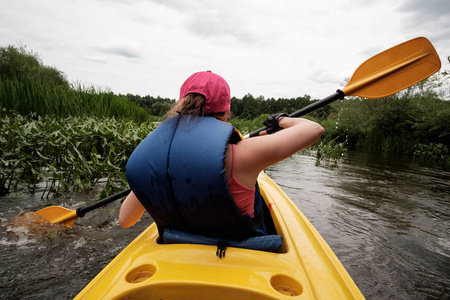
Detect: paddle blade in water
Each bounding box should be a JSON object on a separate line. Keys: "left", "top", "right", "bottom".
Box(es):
{"left": 10, "top": 212, "right": 65, "bottom": 237}
{"left": 343, "top": 37, "right": 441, "bottom": 98}
{"left": 35, "top": 206, "right": 78, "bottom": 228}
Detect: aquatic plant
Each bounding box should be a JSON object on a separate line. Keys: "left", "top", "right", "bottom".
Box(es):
{"left": 0, "top": 112, "right": 155, "bottom": 197}
{"left": 313, "top": 139, "right": 347, "bottom": 167}
{"left": 412, "top": 143, "right": 449, "bottom": 165}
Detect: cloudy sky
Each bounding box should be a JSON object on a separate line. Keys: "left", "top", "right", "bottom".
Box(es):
{"left": 1, "top": 0, "right": 449, "bottom": 100}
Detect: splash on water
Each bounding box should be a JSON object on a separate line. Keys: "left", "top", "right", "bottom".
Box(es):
{"left": 7, "top": 212, "right": 65, "bottom": 240}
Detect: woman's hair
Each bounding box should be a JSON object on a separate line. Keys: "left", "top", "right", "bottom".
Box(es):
{"left": 165, "top": 93, "right": 229, "bottom": 120}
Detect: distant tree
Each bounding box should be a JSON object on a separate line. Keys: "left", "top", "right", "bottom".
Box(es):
{"left": 230, "top": 96, "right": 244, "bottom": 118}
{"left": 240, "top": 93, "right": 258, "bottom": 119}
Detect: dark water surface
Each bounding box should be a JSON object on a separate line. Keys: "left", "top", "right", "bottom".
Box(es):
{"left": 266, "top": 152, "right": 450, "bottom": 300}
{"left": 1, "top": 152, "right": 449, "bottom": 299}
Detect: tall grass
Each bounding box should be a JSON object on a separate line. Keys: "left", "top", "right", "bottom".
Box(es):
{"left": 0, "top": 76, "right": 151, "bottom": 122}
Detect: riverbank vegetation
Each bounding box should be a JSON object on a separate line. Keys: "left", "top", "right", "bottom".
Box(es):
{"left": 0, "top": 112, "right": 154, "bottom": 197}
{"left": 1, "top": 45, "right": 448, "bottom": 197}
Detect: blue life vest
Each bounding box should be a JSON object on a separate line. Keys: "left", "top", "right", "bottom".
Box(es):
{"left": 126, "top": 115, "right": 264, "bottom": 240}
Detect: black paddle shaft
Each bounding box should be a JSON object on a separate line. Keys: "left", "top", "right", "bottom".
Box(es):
{"left": 76, "top": 188, "right": 132, "bottom": 218}
{"left": 248, "top": 89, "right": 345, "bottom": 137}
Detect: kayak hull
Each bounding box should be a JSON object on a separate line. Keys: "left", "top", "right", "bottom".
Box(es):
{"left": 74, "top": 172, "right": 365, "bottom": 299}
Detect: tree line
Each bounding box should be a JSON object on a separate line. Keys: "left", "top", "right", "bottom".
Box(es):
{"left": 120, "top": 93, "right": 332, "bottom": 119}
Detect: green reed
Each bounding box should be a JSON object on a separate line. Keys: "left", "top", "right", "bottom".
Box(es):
{"left": 0, "top": 76, "right": 150, "bottom": 122}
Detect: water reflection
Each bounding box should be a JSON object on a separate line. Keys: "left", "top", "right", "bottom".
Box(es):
{"left": 266, "top": 151, "right": 450, "bottom": 299}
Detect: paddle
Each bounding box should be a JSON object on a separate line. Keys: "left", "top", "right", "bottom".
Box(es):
{"left": 248, "top": 37, "right": 441, "bottom": 137}
{"left": 35, "top": 188, "right": 131, "bottom": 228}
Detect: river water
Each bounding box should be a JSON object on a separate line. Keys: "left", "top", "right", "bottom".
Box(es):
{"left": 1, "top": 151, "right": 449, "bottom": 299}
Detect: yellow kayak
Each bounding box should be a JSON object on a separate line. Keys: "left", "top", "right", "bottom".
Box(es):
{"left": 74, "top": 172, "right": 365, "bottom": 299}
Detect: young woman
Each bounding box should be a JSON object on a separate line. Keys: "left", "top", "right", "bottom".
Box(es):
{"left": 119, "top": 71, "right": 324, "bottom": 240}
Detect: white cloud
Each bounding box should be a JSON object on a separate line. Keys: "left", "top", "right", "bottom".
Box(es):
{"left": 0, "top": 0, "right": 448, "bottom": 100}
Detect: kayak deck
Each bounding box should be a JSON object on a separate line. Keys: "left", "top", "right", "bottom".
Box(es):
{"left": 74, "top": 172, "right": 365, "bottom": 299}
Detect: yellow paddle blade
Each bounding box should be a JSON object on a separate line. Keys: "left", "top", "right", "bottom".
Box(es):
{"left": 343, "top": 37, "right": 441, "bottom": 98}
{"left": 35, "top": 206, "right": 78, "bottom": 228}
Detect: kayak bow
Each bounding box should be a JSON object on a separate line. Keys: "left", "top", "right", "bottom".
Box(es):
{"left": 74, "top": 172, "right": 365, "bottom": 299}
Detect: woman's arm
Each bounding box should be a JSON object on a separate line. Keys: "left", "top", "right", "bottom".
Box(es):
{"left": 233, "top": 117, "right": 324, "bottom": 187}
{"left": 119, "top": 191, "right": 146, "bottom": 228}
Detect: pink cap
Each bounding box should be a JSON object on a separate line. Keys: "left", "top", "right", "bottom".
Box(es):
{"left": 179, "top": 71, "right": 231, "bottom": 114}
